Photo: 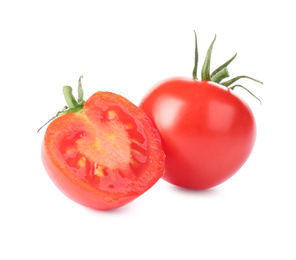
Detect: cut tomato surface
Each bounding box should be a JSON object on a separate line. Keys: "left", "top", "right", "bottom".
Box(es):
{"left": 42, "top": 91, "right": 165, "bottom": 210}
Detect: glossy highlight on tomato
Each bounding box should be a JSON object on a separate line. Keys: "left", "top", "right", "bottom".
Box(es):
{"left": 42, "top": 87, "right": 165, "bottom": 210}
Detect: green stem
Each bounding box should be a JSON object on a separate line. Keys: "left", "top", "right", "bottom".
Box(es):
{"left": 192, "top": 30, "right": 198, "bottom": 80}
{"left": 63, "top": 86, "right": 79, "bottom": 109}
{"left": 211, "top": 53, "right": 237, "bottom": 78}
{"left": 78, "top": 75, "right": 84, "bottom": 105}
{"left": 37, "top": 76, "right": 86, "bottom": 133}
{"left": 211, "top": 67, "right": 229, "bottom": 83}
{"left": 37, "top": 106, "right": 68, "bottom": 133}
{"left": 189, "top": 32, "right": 263, "bottom": 104}
{"left": 201, "top": 35, "right": 216, "bottom": 81}
{"left": 221, "top": 75, "right": 263, "bottom": 87}
{"left": 229, "top": 84, "right": 262, "bottom": 104}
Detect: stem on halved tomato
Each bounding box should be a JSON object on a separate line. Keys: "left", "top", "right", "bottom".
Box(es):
{"left": 37, "top": 75, "right": 85, "bottom": 133}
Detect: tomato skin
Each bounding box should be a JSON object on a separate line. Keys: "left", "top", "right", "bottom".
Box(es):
{"left": 42, "top": 91, "right": 165, "bottom": 210}
{"left": 140, "top": 77, "right": 256, "bottom": 189}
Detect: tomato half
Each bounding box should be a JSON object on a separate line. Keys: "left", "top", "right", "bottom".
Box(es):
{"left": 42, "top": 91, "right": 165, "bottom": 210}
{"left": 140, "top": 78, "right": 256, "bottom": 189}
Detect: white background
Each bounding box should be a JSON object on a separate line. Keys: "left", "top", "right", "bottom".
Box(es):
{"left": 1, "top": 0, "right": 295, "bottom": 259}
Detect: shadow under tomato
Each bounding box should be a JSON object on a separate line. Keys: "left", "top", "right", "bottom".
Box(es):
{"left": 170, "top": 184, "right": 221, "bottom": 197}
{"left": 83, "top": 202, "right": 136, "bottom": 215}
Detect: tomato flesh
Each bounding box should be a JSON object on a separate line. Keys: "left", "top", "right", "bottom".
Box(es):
{"left": 42, "top": 91, "right": 165, "bottom": 210}
{"left": 140, "top": 78, "right": 256, "bottom": 189}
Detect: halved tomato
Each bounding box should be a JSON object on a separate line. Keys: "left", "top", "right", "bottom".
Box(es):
{"left": 41, "top": 80, "right": 165, "bottom": 210}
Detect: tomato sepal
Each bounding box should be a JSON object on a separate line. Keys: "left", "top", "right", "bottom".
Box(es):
{"left": 192, "top": 31, "right": 263, "bottom": 103}
{"left": 37, "top": 76, "right": 85, "bottom": 133}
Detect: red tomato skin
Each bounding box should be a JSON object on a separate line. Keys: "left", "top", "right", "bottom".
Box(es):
{"left": 140, "top": 77, "right": 256, "bottom": 189}
{"left": 42, "top": 91, "right": 165, "bottom": 210}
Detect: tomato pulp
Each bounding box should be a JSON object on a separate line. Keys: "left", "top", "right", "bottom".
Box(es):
{"left": 140, "top": 78, "right": 256, "bottom": 189}
{"left": 42, "top": 91, "right": 165, "bottom": 210}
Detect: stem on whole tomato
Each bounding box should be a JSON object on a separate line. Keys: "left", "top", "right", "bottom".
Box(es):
{"left": 192, "top": 30, "right": 198, "bottom": 80}
{"left": 211, "top": 67, "right": 229, "bottom": 83}
{"left": 201, "top": 35, "right": 216, "bottom": 81}
{"left": 221, "top": 75, "right": 263, "bottom": 87}
{"left": 211, "top": 53, "right": 237, "bottom": 78}
{"left": 229, "top": 84, "right": 262, "bottom": 104}
{"left": 191, "top": 31, "right": 263, "bottom": 103}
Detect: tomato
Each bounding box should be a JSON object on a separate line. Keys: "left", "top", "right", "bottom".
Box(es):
{"left": 140, "top": 78, "right": 256, "bottom": 189}
{"left": 139, "top": 33, "right": 262, "bottom": 189}
{"left": 41, "top": 77, "right": 165, "bottom": 210}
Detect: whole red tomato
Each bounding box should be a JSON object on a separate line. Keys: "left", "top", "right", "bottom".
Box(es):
{"left": 40, "top": 76, "right": 165, "bottom": 210}
{"left": 140, "top": 33, "right": 262, "bottom": 189}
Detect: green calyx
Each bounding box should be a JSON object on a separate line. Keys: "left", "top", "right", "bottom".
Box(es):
{"left": 192, "top": 30, "right": 263, "bottom": 103}
{"left": 62, "top": 75, "right": 85, "bottom": 113}
{"left": 37, "top": 75, "right": 85, "bottom": 133}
